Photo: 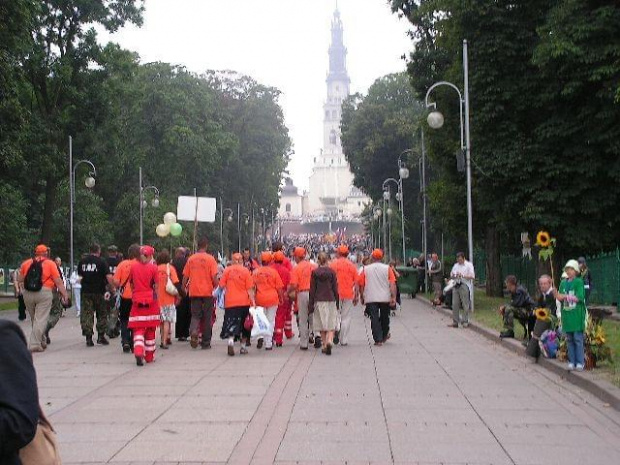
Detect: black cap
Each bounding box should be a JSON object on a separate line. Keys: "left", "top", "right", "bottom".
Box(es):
{"left": 577, "top": 256, "right": 586, "bottom": 264}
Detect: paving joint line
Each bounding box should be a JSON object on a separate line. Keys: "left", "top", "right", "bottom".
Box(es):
{"left": 395, "top": 304, "right": 518, "bottom": 465}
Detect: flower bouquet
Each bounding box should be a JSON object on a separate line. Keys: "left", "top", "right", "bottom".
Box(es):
{"left": 584, "top": 315, "right": 612, "bottom": 370}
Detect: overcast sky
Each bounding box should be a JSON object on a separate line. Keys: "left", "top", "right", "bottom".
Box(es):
{"left": 98, "top": 0, "right": 412, "bottom": 191}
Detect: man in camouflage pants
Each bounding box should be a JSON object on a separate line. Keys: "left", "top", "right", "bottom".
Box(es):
{"left": 78, "top": 244, "right": 116, "bottom": 347}
{"left": 45, "top": 257, "right": 67, "bottom": 345}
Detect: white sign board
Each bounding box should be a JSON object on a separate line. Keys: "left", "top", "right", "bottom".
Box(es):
{"left": 177, "top": 196, "right": 217, "bottom": 223}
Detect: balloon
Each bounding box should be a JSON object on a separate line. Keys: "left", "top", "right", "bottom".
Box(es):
{"left": 156, "top": 223, "right": 170, "bottom": 237}
{"left": 170, "top": 223, "right": 182, "bottom": 237}
{"left": 163, "top": 212, "right": 177, "bottom": 225}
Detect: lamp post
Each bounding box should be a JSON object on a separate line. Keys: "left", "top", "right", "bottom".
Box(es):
{"left": 397, "top": 150, "right": 411, "bottom": 262}
{"left": 219, "top": 206, "right": 234, "bottom": 259}
{"left": 69, "top": 136, "right": 97, "bottom": 274}
{"left": 382, "top": 178, "right": 399, "bottom": 259}
{"left": 239, "top": 211, "right": 250, "bottom": 252}
{"left": 425, "top": 39, "right": 472, "bottom": 267}
{"left": 139, "top": 166, "right": 160, "bottom": 244}
{"left": 372, "top": 206, "right": 382, "bottom": 249}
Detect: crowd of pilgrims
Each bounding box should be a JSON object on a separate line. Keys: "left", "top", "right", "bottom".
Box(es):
{"left": 18, "top": 234, "right": 398, "bottom": 366}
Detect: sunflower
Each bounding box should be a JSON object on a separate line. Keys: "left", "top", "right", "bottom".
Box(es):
{"left": 535, "top": 307, "right": 550, "bottom": 321}
{"left": 536, "top": 231, "right": 551, "bottom": 248}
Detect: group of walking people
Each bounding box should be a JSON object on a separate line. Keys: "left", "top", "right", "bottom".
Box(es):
{"left": 17, "top": 238, "right": 398, "bottom": 366}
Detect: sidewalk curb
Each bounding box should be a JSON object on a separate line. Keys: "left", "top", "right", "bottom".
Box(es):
{"left": 416, "top": 295, "right": 620, "bottom": 411}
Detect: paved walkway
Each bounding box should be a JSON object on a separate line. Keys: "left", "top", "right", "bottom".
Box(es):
{"left": 5, "top": 297, "right": 620, "bottom": 465}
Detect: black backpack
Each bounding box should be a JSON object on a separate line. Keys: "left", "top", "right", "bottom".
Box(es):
{"left": 24, "top": 259, "right": 44, "bottom": 292}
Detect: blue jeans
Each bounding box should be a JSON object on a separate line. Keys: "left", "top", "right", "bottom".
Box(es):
{"left": 566, "top": 331, "right": 585, "bottom": 366}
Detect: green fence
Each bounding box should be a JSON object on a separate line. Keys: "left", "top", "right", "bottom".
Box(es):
{"left": 473, "top": 248, "right": 620, "bottom": 307}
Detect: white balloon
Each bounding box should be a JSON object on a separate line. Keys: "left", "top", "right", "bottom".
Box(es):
{"left": 156, "top": 223, "right": 170, "bottom": 237}
{"left": 163, "top": 212, "right": 177, "bottom": 225}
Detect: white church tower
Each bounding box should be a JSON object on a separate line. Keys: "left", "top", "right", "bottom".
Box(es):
{"left": 307, "top": 7, "right": 369, "bottom": 218}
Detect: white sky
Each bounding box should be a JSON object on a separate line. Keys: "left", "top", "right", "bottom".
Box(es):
{"left": 98, "top": 0, "right": 412, "bottom": 191}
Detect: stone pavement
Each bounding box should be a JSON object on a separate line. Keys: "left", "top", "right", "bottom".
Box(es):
{"left": 5, "top": 297, "right": 620, "bottom": 465}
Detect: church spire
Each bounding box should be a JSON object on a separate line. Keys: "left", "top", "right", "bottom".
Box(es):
{"left": 328, "top": 6, "right": 349, "bottom": 83}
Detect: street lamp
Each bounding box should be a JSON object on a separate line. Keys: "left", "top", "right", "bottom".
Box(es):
{"left": 219, "top": 205, "right": 234, "bottom": 259}
{"left": 425, "top": 39, "right": 472, "bottom": 304}
{"left": 372, "top": 206, "right": 382, "bottom": 249}
{"left": 69, "top": 136, "right": 97, "bottom": 274}
{"left": 139, "top": 167, "right": 160, "bottom": 244}
{"left": 397, "top": 150, "right": 411, "bottom": 262}
{"left": 382, "top": 178, "right": 399, "bottom": 260}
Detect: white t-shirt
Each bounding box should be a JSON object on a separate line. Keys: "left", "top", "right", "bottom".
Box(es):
{"left": 450, "top": 260, "right": 475, "bottom": 288}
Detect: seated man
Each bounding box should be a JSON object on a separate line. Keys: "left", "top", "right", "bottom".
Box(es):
{"left": 536, "top": 274, "right": 557, "bottom": 316}
{"left": 499, "top": 275, "right": 535, "bottom": 339}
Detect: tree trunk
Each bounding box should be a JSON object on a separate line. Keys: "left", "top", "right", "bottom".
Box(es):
{"left": 485, "top": 225, "right": 503, "bottom": 297}
{"left": 40, "top": 175, "right": 57, "bottom": 245}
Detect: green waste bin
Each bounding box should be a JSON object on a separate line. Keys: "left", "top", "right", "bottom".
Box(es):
{"left": 396, "top": 266, "right": 418, "bottom": 297}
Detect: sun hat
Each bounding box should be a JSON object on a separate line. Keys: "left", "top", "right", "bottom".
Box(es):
{"left": 564, "top": 259, "right": 580, "bottom": 273}
{"left": 294, "top": 247, "right": 306, "bottom": 258}
{"left": 273, "top": 251, "right": 285, "bottom": 262}
{"left": 260, "top": 251, "right": 273, "bottom": 264}
{"left": 371, "top": 249, "right": 384, "bottom": 260}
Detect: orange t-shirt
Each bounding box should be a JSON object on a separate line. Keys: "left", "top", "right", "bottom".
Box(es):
{"left": 157, "top": 263, "right": 179, "bottom": 307}
{"left": 358, "top": 266, "right": 397, "bottom": 287}
{"left": 330, "top": 257, "right": 358, "bottom": 300}
{"left": 220, "top": 264, "right": 254, "bottom": 308}
{"left": 253, "top": 266, "right": 284, "bottom": 308}
{"left": 183, "top": 252, "right": 219, "bottom": 297}
{"left": 114, "top": 259, "right": 135, "bottom": 299}
{"left": 290, "top": 260, "right": 317, "bottom": 291}
{"left": 20, "top": 258, "right": 60, "bottom": 290}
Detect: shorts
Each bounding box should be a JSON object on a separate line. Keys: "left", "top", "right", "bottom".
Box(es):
{"left": 160, "top": 304, "right": 176, "bottom": 323}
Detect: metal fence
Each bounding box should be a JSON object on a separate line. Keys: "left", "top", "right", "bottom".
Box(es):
{"left": 473, "top": 248, "right": 619, "bottom": 307}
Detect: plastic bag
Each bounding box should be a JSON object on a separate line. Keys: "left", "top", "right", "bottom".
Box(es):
{"left": 249, "top": 306, "right": 272, "bottom": 338}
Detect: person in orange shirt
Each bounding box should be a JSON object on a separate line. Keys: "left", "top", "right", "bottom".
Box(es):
{"left": 156, "top": 249, "right": 181, "bottom": 350}
{"left": 182, "top": 237, "right": 219, "bottom": 350}
{"left": 253, "top": 251, "right": 284, "bottom": 350}
{"left": 290, "top": 247, "right": 317, "bottom": 350}
{"left": 113, "top": 244, "right": 140, "bottom": 353}
{"left": 18, "top": 244, "right": 69, "bottom": 352}
{"left": 271, "top": 251, "right": 293, "bottom": 346}
{"left": 330, "top": 244, "right": 359, "bottom": 346}
{"left": 358, "top": 249, "right": 397, "bottom": 346}
{"left": 219, "top": 253, "right": 256, "bottom": 356}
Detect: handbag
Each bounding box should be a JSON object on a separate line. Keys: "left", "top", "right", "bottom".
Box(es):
{"left": 165, "top": 264, "right": 179, "bottom": 296}
{"left": 19, "top": 406, "right": 61, "bottom": 465}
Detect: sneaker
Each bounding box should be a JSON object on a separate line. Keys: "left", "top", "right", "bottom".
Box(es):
{"left": 122, "top": 343, "right": 131, "bottom": 353}
{"left": 97, "top": 334, "right": 109, "bottom": 345}
{"left": 240, "top": 346, "right": 248, "bottom": 355}
{"left": 45, "top": 331, "right": 51, "bottom": 345}
{"left": 325, "top": 344, "right": 332, "bottom": 356}
{"left": 499, "top": 330, "right": 514, "bottom": 339}
{"left": 257, "top": 338, "right": 264, "bottom": 349}
{"left": 228, "top": 344, "right": 235, "bottom": 357}
{"left": 333, "top": 332, "right": 340, "bottom": 345}
{"left": 567, "top": 363, "right": 575, "bottom": 371}
{"left": 190, "top": 334, "right": 198, "bottom": 349}
{"left": 575, "top": 364, "right": 584, "bottom": 372}
{"left": 314, "top": 336, "right": 322, "bottom": 349}
{"left": 135, "top": 356, "right": 144, "bottom": 366}
{"left": 86, "top": 336, "right": 94, "bottom": 347}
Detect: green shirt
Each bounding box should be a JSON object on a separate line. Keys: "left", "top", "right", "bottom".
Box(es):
{"left": 559, "top": 277, "right": 586, "bottom": 333}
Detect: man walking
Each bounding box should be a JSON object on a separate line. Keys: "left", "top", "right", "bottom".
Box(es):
{"left": 78, "top": 244, "right": 116, "bottom": 347}
{"left": 182, "top": 237, "right": 219, "bottom": 349}
{"left": 290, "top": 246, "right": 317, "bottom": 350}
{"left": 330, "top": 244, "right": 359, "bottom": 346}
{"left": 172, "top": 247, "right": 191, "bottom": 341}
{"left": 449, "top": 252, "right": 476, "bottom": 328}
{"left": 19, "top": 245, "right": 69, "bottom": 352}
{"left": 358, "top": 249, "right": 396, "bottom": 346}
{"left": 105, "top": 245, "right": 122, "bottom": 338}
{"left": 44, "top": 256, "right": 67, "bottom": 345}
{"left": 253, "top": 251, "right": 284, "bottom": 350}
{"left": 428, "top": 253, "right": 443, "bottom": 303}
{"left": 113, "top": 244, "right": 140, "bottom": 353}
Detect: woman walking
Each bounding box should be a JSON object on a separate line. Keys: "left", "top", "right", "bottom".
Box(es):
{"left": 156, "top": 249, "right": 180, "bottom": 350}
{"left": 308, "top": 252, "right": 339, "bottom": 355}
{"left": 554, "top": 259, "right": 587, "bottom": 371}
{"left": 219, "top": 253, "right": 256, "bottom": 356}
{"left": 128, "top": 246, "right": 160, "bottom": 366}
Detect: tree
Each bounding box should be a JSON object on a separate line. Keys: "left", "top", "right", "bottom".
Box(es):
{"left": 341, "top": 72, "right": 426, "bottom": 256}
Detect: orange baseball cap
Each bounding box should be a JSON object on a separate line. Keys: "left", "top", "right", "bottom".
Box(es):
{"left": 371, "top": 248, "right": 384, "bottom": 260}
{"left": 35, "top": 244, "right": 48, "bottom": 255}
{"left": 260, "top": 251, "right": 273, "bottom": 264}
{"left": 294, "top": 247, "right": 306, "bottom": 258}
{"left": 273, "top": 251, "right": 285, "bottom": 262}
{"left": 337, "top": 244, "right": 349, "bottom": 255}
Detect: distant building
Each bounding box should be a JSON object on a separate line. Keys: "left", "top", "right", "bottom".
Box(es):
{"left": 279, "top": 7, "right": 370, "bottom": 222}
